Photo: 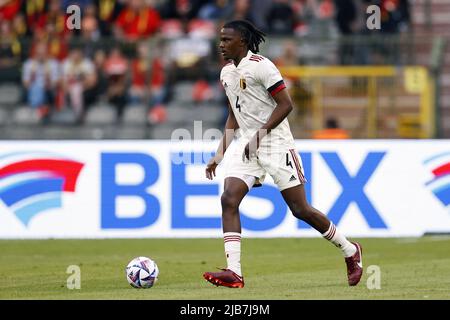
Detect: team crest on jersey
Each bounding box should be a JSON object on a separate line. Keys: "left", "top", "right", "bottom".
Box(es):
{"left": 240, "top": 78, "right": 247, "bottom": 90}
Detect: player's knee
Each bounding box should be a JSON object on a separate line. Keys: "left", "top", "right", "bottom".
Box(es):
{"left": 221, "top": 192, "right": 239, "bottom": 211}
{"left": 291, "top": 203, "right": 313, "bottom": 221}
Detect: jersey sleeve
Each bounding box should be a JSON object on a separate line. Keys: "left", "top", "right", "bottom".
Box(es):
{"left": 255, "top": 59, "right": 286, "bottom": 97}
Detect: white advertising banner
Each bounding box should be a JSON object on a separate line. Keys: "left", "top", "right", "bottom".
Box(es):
{"left": 0, "top": 140, "right": 449, "bottom": 238}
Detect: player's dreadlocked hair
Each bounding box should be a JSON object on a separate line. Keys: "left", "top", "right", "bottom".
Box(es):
{"left": 223, "top": 20, "right": 266, "bottom": 53}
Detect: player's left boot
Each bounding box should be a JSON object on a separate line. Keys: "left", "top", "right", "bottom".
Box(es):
{"left": 203, "top": 268, "right": 245, "bottom": 288}
{"left": 345, "top": 242, "right": 363, "bottom": 286}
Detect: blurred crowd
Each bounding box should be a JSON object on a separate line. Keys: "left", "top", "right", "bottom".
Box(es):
{"left": 0, "top": 0, "right": 411, "bottom": 124}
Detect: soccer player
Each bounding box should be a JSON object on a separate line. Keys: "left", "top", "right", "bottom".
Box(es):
{"left": 203, "top": 20, "right": 363, "bottom": 288}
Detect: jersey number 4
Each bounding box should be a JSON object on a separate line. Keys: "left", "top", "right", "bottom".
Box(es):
{"left": 286, "top": 153, "right": 293, "bottom": 169}
{"left": 235, "top": 96, "right": 241, "bottom": 112}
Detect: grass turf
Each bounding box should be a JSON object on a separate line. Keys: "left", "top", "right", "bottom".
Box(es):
{"left": 0, "top": 237, "right": 449, "bottom": 300}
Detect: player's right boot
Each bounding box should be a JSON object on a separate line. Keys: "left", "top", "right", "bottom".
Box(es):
{"left": 345, "top": 242, "right": 363, "bottom": 286}
{"left": 203, "top": 269, "right": 245, "bottom": 288}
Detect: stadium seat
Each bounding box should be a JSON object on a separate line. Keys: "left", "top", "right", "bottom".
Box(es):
{"left": 166, "top": 103, "right": 196, "bottom": 124}
{"left": 0, "top": 83, "right": 21, "bottom": 106}
{"left": 150, "top": 121, "right": 221, "bottom": 140}
{"left": 123, "top": 104, "right": 148, "bottom": 125}
{"left": 11, "top": 106, "right": 41, "bottom": 125}
{"left": 115, "top": 126, "right": 148, "bottom": 139}
{"left": 78, "top": 127, "right": 106, "bottom": 139}
{"left": 0, "top": 108, "right": 10, "bottom": 125}
{"left": 150, "top": 125, "right": 180, "bottom": 139}
{"left": 192, "top": 103, "right": 225, "bottom": 123}
{"left": 172, "top": 82, "right": 196, "bottom": 104}
{"left": 2, "top": 127, "right": 44, "bottom": 139}
{"left": 188, "top": 19, "right": 215, "bottom": 40}
{"left": 84, "top": 104, "right": 117, "bottom": 125}
{"left": 159, "top": 19, "right": 183, "bottom": 39}
{"left": 39, "top": 126, "right": 81, "bottom": 139}
{"left": 49, "top": 108, "right": 78, "bottom": 125}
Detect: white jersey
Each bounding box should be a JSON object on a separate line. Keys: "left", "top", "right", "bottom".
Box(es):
{"left": 220, "top": 50, "right": 295, "bottom": 151}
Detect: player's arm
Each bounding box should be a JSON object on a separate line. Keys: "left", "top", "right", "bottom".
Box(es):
{"left": 244, "top": 87, "right": 293, "bottom": 159}
{"left": 206, "top": 102, "right": 239, "bottom": 180}
{"left": 259, "top": 88, "right": 293, "bottom": 137}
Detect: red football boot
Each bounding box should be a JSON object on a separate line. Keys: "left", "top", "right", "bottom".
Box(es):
{"left": 203, "top": 269, "right": 245, "bottom": 288}
{"left": 345, "top": 242, "right": 363, "bottom": 286}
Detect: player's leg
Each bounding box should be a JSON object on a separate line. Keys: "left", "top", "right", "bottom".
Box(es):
{"left": 262, "top": 148, "right": 363, "bottom": 286}
{"left": 221, "top": 176, "right": 251, "bottom": 277}
{"left": 221, "top": 177, "right": 249, "bottom": 233}
{"left": 281, "top": 184, "right": 353, "bottom": 249}
{"left": 203, "top": 176, "right": 252, "bottom": 288}
{"left": 281, "top": 183, "right": 363, "bottom": 286}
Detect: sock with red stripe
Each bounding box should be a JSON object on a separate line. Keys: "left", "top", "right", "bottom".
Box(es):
{"left": 224, "top": 232, "right": 242, "bottom": 277}
{"left": 322, "top": 223, "right": 356, "bottom": 258}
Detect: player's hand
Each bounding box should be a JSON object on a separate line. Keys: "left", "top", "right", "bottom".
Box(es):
{"left": 243, "top": 135, "right": 260, "bottom": 161}
{"left": 205, "top": 154, "right": 223, "bottom": 180}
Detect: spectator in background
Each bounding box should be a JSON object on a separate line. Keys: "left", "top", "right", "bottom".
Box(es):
{"left": 21, "top": 0, "right": 68, "bottom": 38}
{"left": 274, "top": 39, "right": 301, "bottom": 67}
{"left": 306, "top": 0, "right": 335, "bottom": 38}
{"left": 312, "top": 117, "right": 350, "bottom": 139}
{"left": 224, "top": 0, "right": 259, "bottom": 28}
{"left": 378, "top": 0, "right": 411, "bottom": 33}
{"left": 0, "top": 20, "right": 21, "bottom": 83}
{"left": 114, "top": 0, "right": 161, "bottom": 42}
{"left": 129, "top": 40, "right": 168, "bottom": 110}
{"left": 28, "top": 23, "right": 69, "bottom": 64}
{"left": 21, "top": 0, "right": 48, "bottom": 36}
{"left": 166, "top": 19, "right": 212, "bottom": 84}
{"left": 274, "top": 40, "right": 311, "bottom": 125}
{"left": 46, "top": 0, "right": 69, "bottom": 38}
{"left": 0, "top": 0, "right": 21, "bottom": 21}
{"left": 81, "top": 4, "right": 102, "bottom": 58}
{"left": 198, "top": 0, "right": 232, "bottom": 21}
{"left": 103, "top": 46, "right": 128, "bottom": 120}
{"left": 334, "top": 0, "right": 357, "bottom": 35}
{"left": 147, "top": 40, "right": 169, "bottom": 124}
{"left": 93, "top": 0, "right": 124, "bottom": 36}
{"left": 159, "top": 0, "right": 206, "bottom": 21}
{"left": 22, "top": 42, "right": 59, "bottom": 120}
{"left": 92, "top": 48, "right": 108, "bottom": 100}
{"left": 62, "top": 47, "right": 98, "bottom": 122}
{"left": 45, "top": 23, "right": 69, "bottom": 61}
{"left": 0, "top": 0, "right": 27, "bottom": 37}
{"left": 82, "top": 4, "right": 101, "bottom": 41}
{"left": 333, "top": 0, "right": 357, "bottom": 64}
{"left": 291, "top": 0, "right": 318, "bottom": 37}
{"left": 266, "top": 0, "right": 297, "bottom": 35}
{"left": 129, "top": 41, "right": 151, "bottom": 105}
{"left": 62, "top": 0, "right": 93, "bottom": 12}
{"left": 11, "top": 12, "right": 27, "bottom": 37}
{"left": 250, "top": 0, "right": 273, "bottom": 32}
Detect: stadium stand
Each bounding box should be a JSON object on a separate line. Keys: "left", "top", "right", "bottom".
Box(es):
{"left": 413, "top": 0, "right": 450, "bottom": 137}
{"left": 0, "top": 0, "right": 447, "bottom": 139}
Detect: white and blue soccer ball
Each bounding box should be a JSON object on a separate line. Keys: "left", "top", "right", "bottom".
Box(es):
{"left": 126, "top": 256, "right": 159, "bottom": 289}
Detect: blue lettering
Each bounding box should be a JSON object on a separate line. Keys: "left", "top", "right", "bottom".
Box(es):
{"left": 297, "top": 152, "right": 312, "bottom": 229}
{"left": 321, "top": 152, "right": 387, "bottom": 228}
{"left": 101, "top": 153, "right": 160, "bottom": 229}
{"left": 171, "top": 152, "right": 288, "bottom": 231}
{"left": 171, "top": 152, "right": 221, "bottom": 228}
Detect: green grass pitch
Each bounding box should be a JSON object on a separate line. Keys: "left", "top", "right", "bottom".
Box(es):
{"left": 1, "top": 237, "right": 449, "bottom": 299}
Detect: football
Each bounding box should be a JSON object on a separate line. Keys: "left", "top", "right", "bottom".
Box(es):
{"left": 125, "top": 256, "right": 159, "bottom": 288}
